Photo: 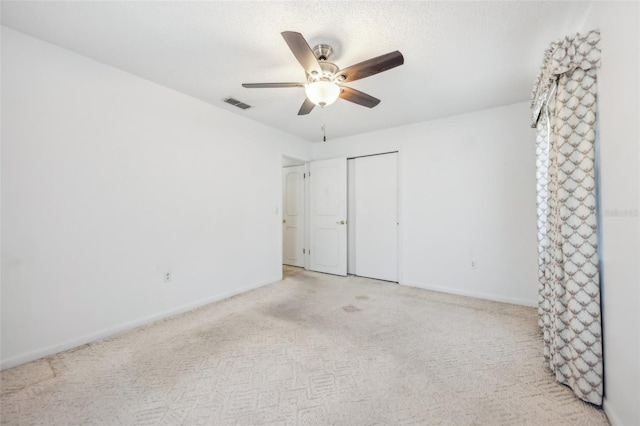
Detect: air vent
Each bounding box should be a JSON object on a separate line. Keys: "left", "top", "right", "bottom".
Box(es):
{"left": 223, "top": 97, "right": 252, "bottom": 110}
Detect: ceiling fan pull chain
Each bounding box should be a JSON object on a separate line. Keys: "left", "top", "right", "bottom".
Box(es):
{"left": 322, "top": 108, "right": 327, "bottom": 142}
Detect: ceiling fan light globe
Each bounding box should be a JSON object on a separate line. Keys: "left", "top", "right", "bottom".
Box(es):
{"left": 305, "top": 81, "right": 340, "bottom": 107}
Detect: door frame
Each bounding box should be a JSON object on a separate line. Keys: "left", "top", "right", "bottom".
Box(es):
{"left": 281, "top": 153, "right": 310, "bottom": 271}
{"left": 282, "top": 164, "right": 306, "bottom": 267}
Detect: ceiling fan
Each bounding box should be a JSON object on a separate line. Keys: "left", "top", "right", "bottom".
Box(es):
{"left": 242, "top": 31, "right": 404, "bottom": 115}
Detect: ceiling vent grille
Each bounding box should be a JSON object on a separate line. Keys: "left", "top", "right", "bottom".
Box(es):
{"left": 223, "top": 97, "right": 251, "bottom": 110}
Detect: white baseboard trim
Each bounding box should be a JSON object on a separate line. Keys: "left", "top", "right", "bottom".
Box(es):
{"left": 400, "top": 280, "right": 537, "bottom": 308}
{"left": 603, "top": 398, "right": 623, "bottom": 426}
{"left": 1, "top": 277, "right": 279, "bottom": 371}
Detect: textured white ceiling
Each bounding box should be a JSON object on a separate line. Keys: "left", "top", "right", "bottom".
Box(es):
{"left": 1, "top": 1, "right": 593, "bottom": 142}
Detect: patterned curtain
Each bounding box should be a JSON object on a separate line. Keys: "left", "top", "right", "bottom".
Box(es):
{"left": 531, "top": 30, "right": 603, "bottom": 405}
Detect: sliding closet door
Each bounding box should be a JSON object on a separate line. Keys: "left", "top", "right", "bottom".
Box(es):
{"left": 355, "top": 153, "right": 398, "bottom": 282}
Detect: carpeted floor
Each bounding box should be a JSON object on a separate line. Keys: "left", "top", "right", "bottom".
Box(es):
{"left": 1, "top": 267, "right": 608, "bottom": 425}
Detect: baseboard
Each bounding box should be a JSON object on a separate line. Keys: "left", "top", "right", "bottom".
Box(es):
{"left": 400, "top": 280, "right": 537, "bottom": 308}
{"left": 603, "top": 398, "right": 623, "bottom": 426}
{"left": 0, "top": 277, "right": 279, "bottom": 371}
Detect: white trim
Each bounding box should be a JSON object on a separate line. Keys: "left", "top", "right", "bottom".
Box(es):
{"left": 396, "top": 150, "right": 403, "bottom": 284}
{"left": 304, "top": 161, "right": 311, "bottom": 270}
{"left": 602, "top": 398, "right": 622, "bottom": 426}
{"left": 282, "top": 152, "right": 310, "bottom": 162}
{"left": 400, "top": 280, "right": 537, "bottom": 307}
{"left": 0, "top": 277, "right": 279, "bottom": 371}
{"left": 282, "top": 152, "right": 310, "bottom": 165}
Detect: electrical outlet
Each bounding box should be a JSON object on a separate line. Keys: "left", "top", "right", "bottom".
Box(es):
{"left": 471, "top": 260, "right": 477, "bottom": 269}
{"left": 164, "top": 271, "right": 172, "bottom": 282}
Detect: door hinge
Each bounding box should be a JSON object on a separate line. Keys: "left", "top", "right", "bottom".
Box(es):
{"left": 303, "top": 248, "right": 306, "bottom": 254}
{"left": 303, "top": 173, "right": 306, "bottom": 179}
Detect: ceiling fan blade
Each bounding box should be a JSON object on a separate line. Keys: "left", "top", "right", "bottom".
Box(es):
{"left": 298, "top": 98, "right": 316, "bottom": 115}
{"left": 242, "top": 83, "right": 304, "bottom": 88}
{"left": 281, "top": 31, "right": 322, "bottom": 76}
{"left": 339, "top": 86, "right": 381, "bottom": 108}
{"left": 338, "top": 51, "right": 404, "bottom": 83}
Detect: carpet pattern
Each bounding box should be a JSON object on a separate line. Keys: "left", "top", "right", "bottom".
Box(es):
{"left": 1, "top": 267, "right": 608, "bottom": 425}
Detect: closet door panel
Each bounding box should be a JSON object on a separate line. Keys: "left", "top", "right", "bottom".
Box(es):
{"left": 355, "top": 153, "right": 398, "bottom": 282}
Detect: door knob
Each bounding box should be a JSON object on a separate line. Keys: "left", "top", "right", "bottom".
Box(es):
{"left": 283, "top": 219, "right": 286, "bottom": 223}
{"left": 337, "top": 220, "right": 345, "bottom": 225}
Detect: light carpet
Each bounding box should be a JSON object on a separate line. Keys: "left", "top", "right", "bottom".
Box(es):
{"left": 1, "top": 267, "right": 608, "bottom": 425}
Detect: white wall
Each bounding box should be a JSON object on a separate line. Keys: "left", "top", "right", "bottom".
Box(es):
{"left": 0, "top": 27, "right": 311, "bottom": 369}
{"left": 313, "top": 102, "right": 539, "bottom": 306}
{"left": 581, "top": 3, "right": 640, "bottom": 425}
{"left": 312, "top": 4, "right": 640, "bottom": 422}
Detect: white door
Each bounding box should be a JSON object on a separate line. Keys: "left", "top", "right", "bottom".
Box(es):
{"left": 309, "top": 158, "right": 347, "bottom": 276}
{"left": 355, "top": 153, "right": 398, "bottom": 281}
{"left": 282, "top": 165, "right": 305, "bottom": 267}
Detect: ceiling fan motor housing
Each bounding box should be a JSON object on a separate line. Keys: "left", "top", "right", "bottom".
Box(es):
{"left": 313, "top": 44, "right": 334, "bottom": 61}
{"left": 307, "top": 44, "right": 341, "bottom": 82}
